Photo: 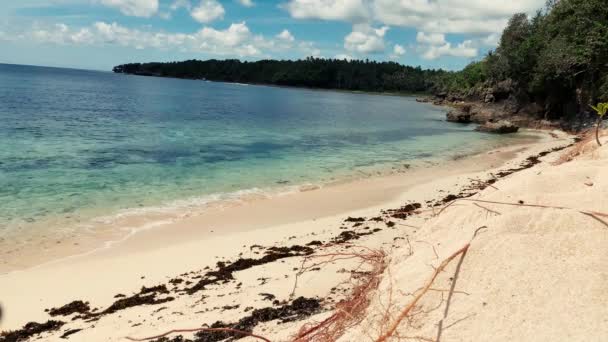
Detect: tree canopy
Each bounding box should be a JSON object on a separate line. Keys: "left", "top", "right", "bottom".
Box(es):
{"left": 113, "top": 57, "right": 450, "bottom": 94}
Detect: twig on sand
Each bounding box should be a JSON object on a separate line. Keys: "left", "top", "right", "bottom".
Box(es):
{"left": 126, "top": 327, "right": 272, "bottom": 342}
{"left": 473, "top": 202, "right": 502, "bottom": 216}
{"left": 439, "top": 198, "right": 608, "bottom": 229}
{"left": 414, "top": 241, "right": 439, "bottom": 260}
{"left": 580, "top": 212, "right": 608, "bottom": 229}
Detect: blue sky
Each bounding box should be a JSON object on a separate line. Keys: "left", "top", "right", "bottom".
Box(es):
{"left": 0, "top": 0, "right": 546, "bottom": 71}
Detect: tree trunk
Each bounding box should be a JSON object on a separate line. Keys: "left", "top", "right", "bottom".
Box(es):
{"left": 596, "top": 117, "right": 603, "bottom": 146}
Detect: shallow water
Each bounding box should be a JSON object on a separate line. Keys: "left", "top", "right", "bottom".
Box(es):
{"left": 0, "top": 63, "right": 534, "bottom": 243}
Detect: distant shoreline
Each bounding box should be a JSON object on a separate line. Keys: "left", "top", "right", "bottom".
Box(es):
{"left": 115, "top": 71, "right": 432, "bottom": 98}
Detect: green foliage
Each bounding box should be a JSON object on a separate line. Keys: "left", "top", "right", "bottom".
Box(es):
{"left": 442, "top": 0, "right": 608, "bottom": 119}
{"left": 590, "top": 103, "right": 608, "bottom": 118}
{"left": 113, "top": 58, "right": 448, "bottom": 94}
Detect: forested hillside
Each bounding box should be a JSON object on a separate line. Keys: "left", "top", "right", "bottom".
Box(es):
{"left": 113, "top": 0, "right": 607, "bottom": 123}
{"left": 113, "top": 58, "right": 448, "bottom": 94}
{"left": 437, "top": 0, "right": 608, "bottom": 121}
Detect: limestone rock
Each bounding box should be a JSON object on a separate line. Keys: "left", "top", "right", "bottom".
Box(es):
{"left": 446, "top": 109, "right": 472, "bottom": 123}
{"left": 475, "top": 120, "right": 520, "bottom": 134}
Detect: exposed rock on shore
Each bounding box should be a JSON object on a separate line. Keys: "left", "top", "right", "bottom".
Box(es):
{"left": 446, "top": 109, "right": 471, "bottom": 123}
{"left": 419, "top": 77, "right": 598, "bottom": 132}
{"left": 475, "top": 120, "right": 520, "bottom": 134}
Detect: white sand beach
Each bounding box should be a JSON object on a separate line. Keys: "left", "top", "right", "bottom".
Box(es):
{"left": 1, "top": 130, "right": 606, "bottom": 342}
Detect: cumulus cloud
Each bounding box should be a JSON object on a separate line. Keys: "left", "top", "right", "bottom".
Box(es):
{"left": 191, "top": 0, "right": 225, "bottom": 23}
{"left": 283, "top": 0, "right": 545, "bottom": 34}
{"left": 100, "top": 0, "right": 159, "bottom": 17}
{"left": 276, "top": 29, "right": 295, "bottom": 42}
{"left": 32, "top": 23, "right": 95, "bottom": 45}
{"left": 374, "top": 0, "right": 545, "bottom": 34}
{"left": 344, "top": 24, "right": 388, "bottom": 54}
{"left": 393, "top": 44, "right": 405, "bottom": 55}
{"left": 421, "top": 40, "right": 477, "bottom": 60}
{"left": 388, "top": 43, "right": 406, "bottom": 60}
{"left": 238, "top": 0, "right": 255, "bottom": 7}
{"left": 298, "top": 41, "right": 322, "bottom": 57}
{"left": 26, "top": 21, "right": 321, "bottom": 59}
{"left": 284, "top": 0, "right": 369, "bottom": 22}
{"left": 481, "top": 33, "right": 500, "bottom": 47}
{"left": 170, "top": 0, "right": 191, "bottom": 10}
{"left": 416, "top": 32, "right": 446, "bottom": 46}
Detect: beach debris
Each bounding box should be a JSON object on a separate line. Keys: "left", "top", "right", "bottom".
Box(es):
{"left": 387, "top": 203, "right": 422, "bottom": 219}
{"left": 98, "top": 287, "right": 174, "bottom": 317}
{"left": 331, "top": 230, "right": 375, "bottom": 244}
{"left": 185, "top": 245, "right": 314, "bottom": 295}
{"left": 258, "top": 293, "right": 276, "bottom": 302}
{"left": 0, "top": 320, "right": 65, "bottom": 342}
{"left": 126, "top": 297, "right": 321, "bottom": 342}
{"left": 305, "top": 240, "right": 323, "bottom": 246}
{"left": 292, "top": 247, "right": 387, "bottom": 342}
{"left": 47, "top": 300, "right": 91, "bottom": 317}
{"left": 60, "top": 328, "right": 82, "bottom": 339}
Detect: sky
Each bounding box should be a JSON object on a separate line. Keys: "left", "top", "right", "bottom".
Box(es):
{"left": 0, "top": 0, "right": 547, "bottom": 71}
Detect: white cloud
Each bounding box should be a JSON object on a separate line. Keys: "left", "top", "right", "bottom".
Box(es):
{"left": 481, "top": 33, "right": 500, "bottom": 47}
{"left": 388, "top": 43, "right": 405, "bottom": 59}
{"left": 374, "top": 0, "right": 545, "bottom": 34}
{"left": 298, "top": 41, "right": 322, "bottom": 57}
{"left": 238, "top": 0, "right": 255, "bottom": 7}
{"left": 344, "top": 24, "right": 388, "bottom": 54}
{"left": 421, "top": 39, "right": 477, "bottom": 60}
{"left": 416, "top": 32, "right": 446, "bottom": 46}
{"left": 170, "top": 0, "right": 191, "bottom": 11}
{"left": 26, "top": 21, "right": 321, "bottom": 59}
{"left": 393, "top": 44, "right": 405, "bottom": 55}
{"left": 276, "top": 29, "right": 295, "bottom": 42}
{"left": 32, "top": 23, "right": 95, "bottom": 45}
{"left": 284, "top": 0, "right": 545, "bottom": 35}
{"left": 195, "top": 22, "right": 250, "bottom": 47}
{"left": 284, "top": 0, "right": 368, "bottom": 22}
{"left": 191, "top": 0, "right": 225, "bottom": 23}
{"left": 100, "top": 0, "right": 159, "bottom": 17}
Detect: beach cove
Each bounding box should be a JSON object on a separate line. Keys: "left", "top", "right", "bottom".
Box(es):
{"left": 4, "top": 127, "right": 607, "bottom": 342}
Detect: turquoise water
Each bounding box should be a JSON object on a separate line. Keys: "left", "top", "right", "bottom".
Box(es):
{"left": 0, "top": 63, "right": 530, "bottom": 240}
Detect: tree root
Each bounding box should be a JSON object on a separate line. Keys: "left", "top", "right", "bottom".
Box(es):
{"left": 375, "top": 227, "right": 485, "bottom": 342}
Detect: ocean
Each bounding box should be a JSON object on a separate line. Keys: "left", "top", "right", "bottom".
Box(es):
{"left": 0, "top": 63, "right": 533, "bottom": 253}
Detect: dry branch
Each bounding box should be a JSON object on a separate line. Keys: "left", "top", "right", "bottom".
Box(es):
{"left": 473, "top": 202, "right": 501, "bottom": 216}
{"left": 438, "top": 198, "right": 608, "bottom": 229}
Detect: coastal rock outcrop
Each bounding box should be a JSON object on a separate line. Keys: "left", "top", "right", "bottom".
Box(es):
{"left": 446, "top": 109, "right": 472, "bottom": 123}
{"left": 475, "top": 120, "right": 520, "bottom": 134}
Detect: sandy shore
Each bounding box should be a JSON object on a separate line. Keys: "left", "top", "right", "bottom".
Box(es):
{"left": 1, "top": 130, "right": 606, "bottom": 342}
